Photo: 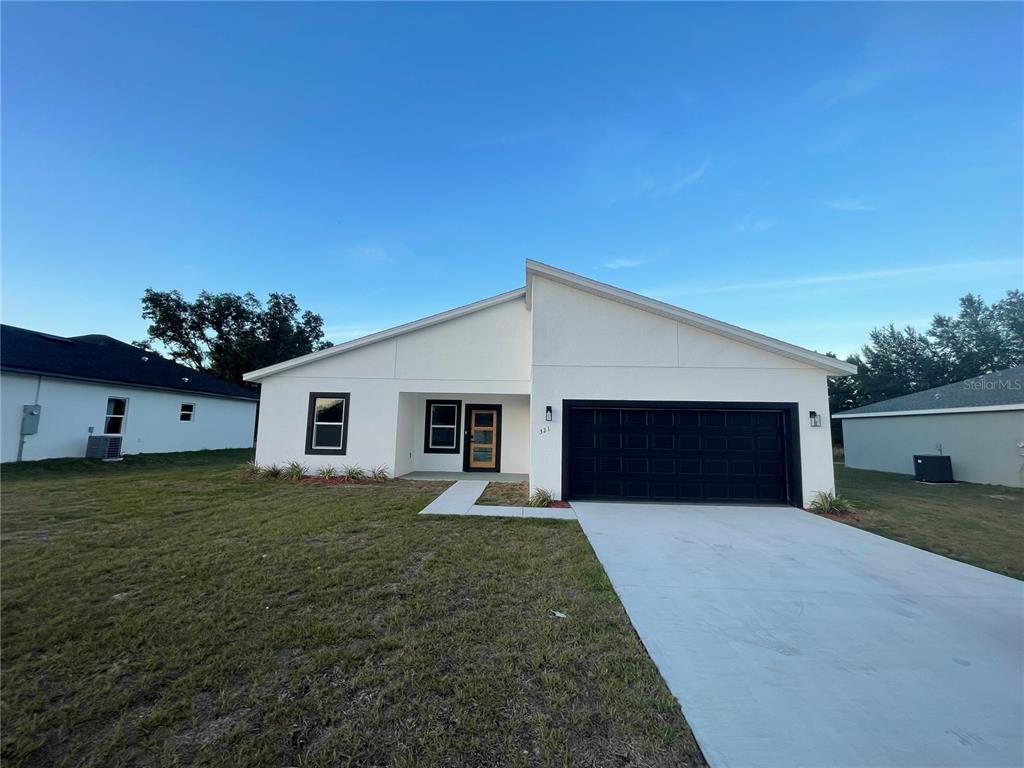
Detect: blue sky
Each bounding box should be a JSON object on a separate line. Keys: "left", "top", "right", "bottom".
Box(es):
{"left": 2, "top": 2, "right": 1021, "bottom": 358}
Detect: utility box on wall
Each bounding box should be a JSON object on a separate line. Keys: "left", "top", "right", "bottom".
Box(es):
{"left": 20, "top": 405, "right": 41, "bottom": 435}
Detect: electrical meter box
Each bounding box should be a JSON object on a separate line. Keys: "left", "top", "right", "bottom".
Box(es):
{"left": 20, "top": 405, "right": 41, "bottom": 435}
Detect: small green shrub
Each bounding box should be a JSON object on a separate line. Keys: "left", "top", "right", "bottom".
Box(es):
{"left": 370, "top": 465, "right": 390, "bottom": 482}
{"left": 282, "top": 461, "right": 308, "bottom": 482}
{"left": 528, "top": 487, "right": 553, "bottom": 508}
{"left": 808, "top": 490, "right": 856, "bottom": 515}
{"left": 316, "top": 466, "right": 337, "bottom": 480}
{"left": 342, "top": 465, "right": 367, "bottom": 482}
{"left": 259, "top": 464, "right": 283, "bottom": 480}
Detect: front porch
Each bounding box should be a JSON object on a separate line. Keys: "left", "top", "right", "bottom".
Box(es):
{"left": 393, "top": 392, "right": 530, "bottom": 479}
{"left": 399, "top": 470, "right": 529, "bottom": 482}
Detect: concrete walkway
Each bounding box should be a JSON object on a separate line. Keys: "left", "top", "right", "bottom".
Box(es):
{"left": 418, "top": 480, "right": 576, "bottom": 520}
{"left": 575, "top": 501, "right": 1024, "bottom": 768}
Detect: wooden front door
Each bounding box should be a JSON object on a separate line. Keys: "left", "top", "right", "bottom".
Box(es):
{"left": 464, "top": 404, "right": 501, "bottom": 471}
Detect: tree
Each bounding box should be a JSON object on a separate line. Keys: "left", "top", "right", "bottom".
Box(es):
{"left": 828, "top": 289, "right": 1024, "bottom": 421}
{"left": 137, "top": 290, "right": 332, "bottom": 386}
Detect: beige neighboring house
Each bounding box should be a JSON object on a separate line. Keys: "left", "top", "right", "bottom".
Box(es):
{"left": 836, "top": 366, "right": 1024, "bottom": 487}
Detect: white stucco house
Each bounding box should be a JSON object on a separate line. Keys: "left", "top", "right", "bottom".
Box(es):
{"left": 247, "top": 262, "right": 856, "bottom": 507}
{"left": 836, "top": 366, "right": 1024, "bottom": 487}
{"left": 1, "top": 324, "right": 258, "bottom": 462}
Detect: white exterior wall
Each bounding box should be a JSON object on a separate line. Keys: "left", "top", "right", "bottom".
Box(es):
{"left": 842, "top": 410, "right": 1024, "bottom": 487}
{"left": 528, "top": 276, "right": 836, "bottom": 503}
{"left": 1, "top": 372, "right": 256, "bottom": 462}
{"left": 253, "top": 298, "right": 531, "bottom": 474}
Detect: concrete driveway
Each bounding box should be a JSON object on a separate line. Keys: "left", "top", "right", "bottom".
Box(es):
{"left": 574, "top": 502, "right": 1024, "bottom": 768}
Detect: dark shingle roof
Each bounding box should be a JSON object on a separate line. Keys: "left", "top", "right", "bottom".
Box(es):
{"left": 0, "top": 324, "right": 257, "bottom": 400}
{"left": 836, "top": 366, "right": 1024, "bottom": 417}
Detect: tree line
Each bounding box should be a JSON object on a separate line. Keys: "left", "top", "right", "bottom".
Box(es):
{"left": 828, "top": 290, "right": 1023, "bottom": 415}
{"left": 136, "top": 288, "right": 1024, "bottom": 407}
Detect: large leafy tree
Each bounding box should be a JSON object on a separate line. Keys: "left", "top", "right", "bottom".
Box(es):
{"left": 137, "top": 289, "right": 332, "bottom": 386}
{"left": 829, "top": 290, "right": 1024, "bottom": 420}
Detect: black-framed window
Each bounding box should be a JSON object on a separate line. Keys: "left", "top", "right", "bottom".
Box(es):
{"left": 423, "top": 399, "right": 461, "bottom": 454}
{"left": 180, "top": 403, "right": 195, "bottom": 422}
{"left": 104, "top": 397, "right": 127, "bottom": 435}
{"left": 305, "top": 392, "right": 350, "bottom": 455}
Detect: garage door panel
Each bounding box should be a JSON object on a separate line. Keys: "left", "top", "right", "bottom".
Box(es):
{"left": 566, "top": 403, "right": 792, "bottom": 504}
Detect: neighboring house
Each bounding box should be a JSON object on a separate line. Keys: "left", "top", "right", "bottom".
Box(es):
{"left": 1, "top": 324, "right": 258, "bottom": 462}
{"left": 836, "top": 366, "right": 1024, "bottom": 487}
{"left": 246, "top": 261, "right": 855, "bottom": 507}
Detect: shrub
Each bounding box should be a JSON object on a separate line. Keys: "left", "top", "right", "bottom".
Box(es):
{"left": 370, "top": 465, "right": 390, "bottom": 482}
{"left": 808, "top": 490, "right": 856, "bottom": 516}
{"left": 342, "top": 465, "right": 367, "bottom": 482}
{"left": 282, "top": 461, "right": 308, "bottom": 482}
{"left": 316, "top": 465, "right": 337, "bottom": 480}
{"left": 528, "top": 487, "right": 553, "bottom": 508}
{"left": 259, "top": 464, "right": 283, "bottom": 480}
{"left": 240, "top": 461, "right": 262, "bottom": 480}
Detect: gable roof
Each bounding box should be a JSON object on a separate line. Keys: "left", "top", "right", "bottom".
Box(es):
{"left": 243, "top": 288, "right": 527, "bottom": 381}
{"left": 1, "top": 324, "right": 258, "bottom": 400}
{"left": 525, "top": 260, "right": 858, "bottom": 375}
{"left": 835, "top": 366, "right": 1024, "bottom": 419}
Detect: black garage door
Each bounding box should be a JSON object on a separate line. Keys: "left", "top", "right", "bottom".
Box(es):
{"left": 564, "top": 401, "right": 798, "bottom": 505}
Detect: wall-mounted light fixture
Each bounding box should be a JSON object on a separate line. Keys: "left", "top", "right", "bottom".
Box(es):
{"left": 809, "top": 410, "right": 821, "bottom": 427}
{"left": 545, "top": 406, "right": 553, "bottom": 422}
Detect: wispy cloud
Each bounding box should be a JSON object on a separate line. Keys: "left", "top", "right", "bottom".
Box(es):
{"left": 808, "top": 69, "right": 891, "bottom": 105}
{"left": 603, "top": 156, "right": 711, "bottom": 204}
{"left": 334, "top": 242, "right": 400, "bottom": 267}
{"left": 826, "top": 198, "right": 874, "bottom": 212}
{"left": 733, "top": 214, "right": 778, "bottom": 233}
{"left": 602, "top": 257, "right": 647, "bottom": 270}
{"left": 648, "top": 258, "right": 1021, "bottom": 299}
{"left": 667, "top": 157, "right": 710, "bottom": 193}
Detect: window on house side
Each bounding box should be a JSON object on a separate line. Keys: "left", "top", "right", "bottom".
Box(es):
{"left": 104, "top": 397, "right": 127, "bottom": 435}
{"left": 180, "top": 403, "right": 195, "bottom": 422}
{"left": 306, "top": 393, "right": 350, "bottom": 454}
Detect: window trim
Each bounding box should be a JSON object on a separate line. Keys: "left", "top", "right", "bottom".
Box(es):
{"left": 179, "top": 403, "right": 195, "bottom": 422}
{"left": 104, "top": 397, "right": 128, "bottom": 435}
{"left": 305, "top": 392, "right": 350, "bottom": 455}
{"left": 423, "top": 399, "right": 462, "bottom": 454}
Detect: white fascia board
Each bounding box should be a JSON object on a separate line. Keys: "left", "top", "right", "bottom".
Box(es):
{"left": 244, "top": 288, "right": 526, "bottom": 381}
{"left": 835, "top": 403, "right": 1024, "bottom": 419}
{"left": 525, "top": 260, "right": 859, "bottom": 376}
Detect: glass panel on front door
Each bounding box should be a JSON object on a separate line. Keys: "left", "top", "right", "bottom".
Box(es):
{"left": 468, "top": 409, "right": 498, "bottom": 469}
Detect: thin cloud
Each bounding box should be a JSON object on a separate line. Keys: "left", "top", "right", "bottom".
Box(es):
{"left": 668, "top": 157, "right": 710, "bottom": 193}
{"left": 604, "top": 156, "right": 710, "bottom": 204}
{"left": 602, "top": 258, "right": 647, "bottom": 270}
{"left": 649, "top": 258, "right": 1021, "bottom": 299}
{"left": 733, "top": 214, "right": 778, "bottom": 233}
{"left": 826, "top": 198, "right": 875, "bottom": 212}
{"left": 808, "top": 69, "right": 891, "bottom": 105}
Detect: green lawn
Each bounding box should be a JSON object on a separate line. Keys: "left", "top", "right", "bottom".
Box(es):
{"left": 1, "top": 450, "right": 702, "bottom": 768}
{"left": 476, "top": 480, "right": 530, "bottom": 506}
{"left": 834, "top": 464, "right": 1024, "bottom": 580}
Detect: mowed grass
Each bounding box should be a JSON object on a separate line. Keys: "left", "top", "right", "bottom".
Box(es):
{"left": 1, "top": 450, "right": 702, "bottom": 768}
{"left": 476, "top": 481, "right": 530, "bottom": 507}
{"left": 834, "top": 464, "right": 1024, "bottom": 580}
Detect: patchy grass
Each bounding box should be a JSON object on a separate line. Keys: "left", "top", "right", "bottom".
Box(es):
{"left": 1, "top": 450, "right": 702, "bottom": 768}
{"left": 476, "top": 480, "right": 530, "bottom": 507}
{"left": 834, "top": 464, "right": 1024, "bottom": 580}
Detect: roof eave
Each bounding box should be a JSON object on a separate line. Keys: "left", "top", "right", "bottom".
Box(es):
{"left": 835, "top": 403, "right": 1024, "bottom": 419}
